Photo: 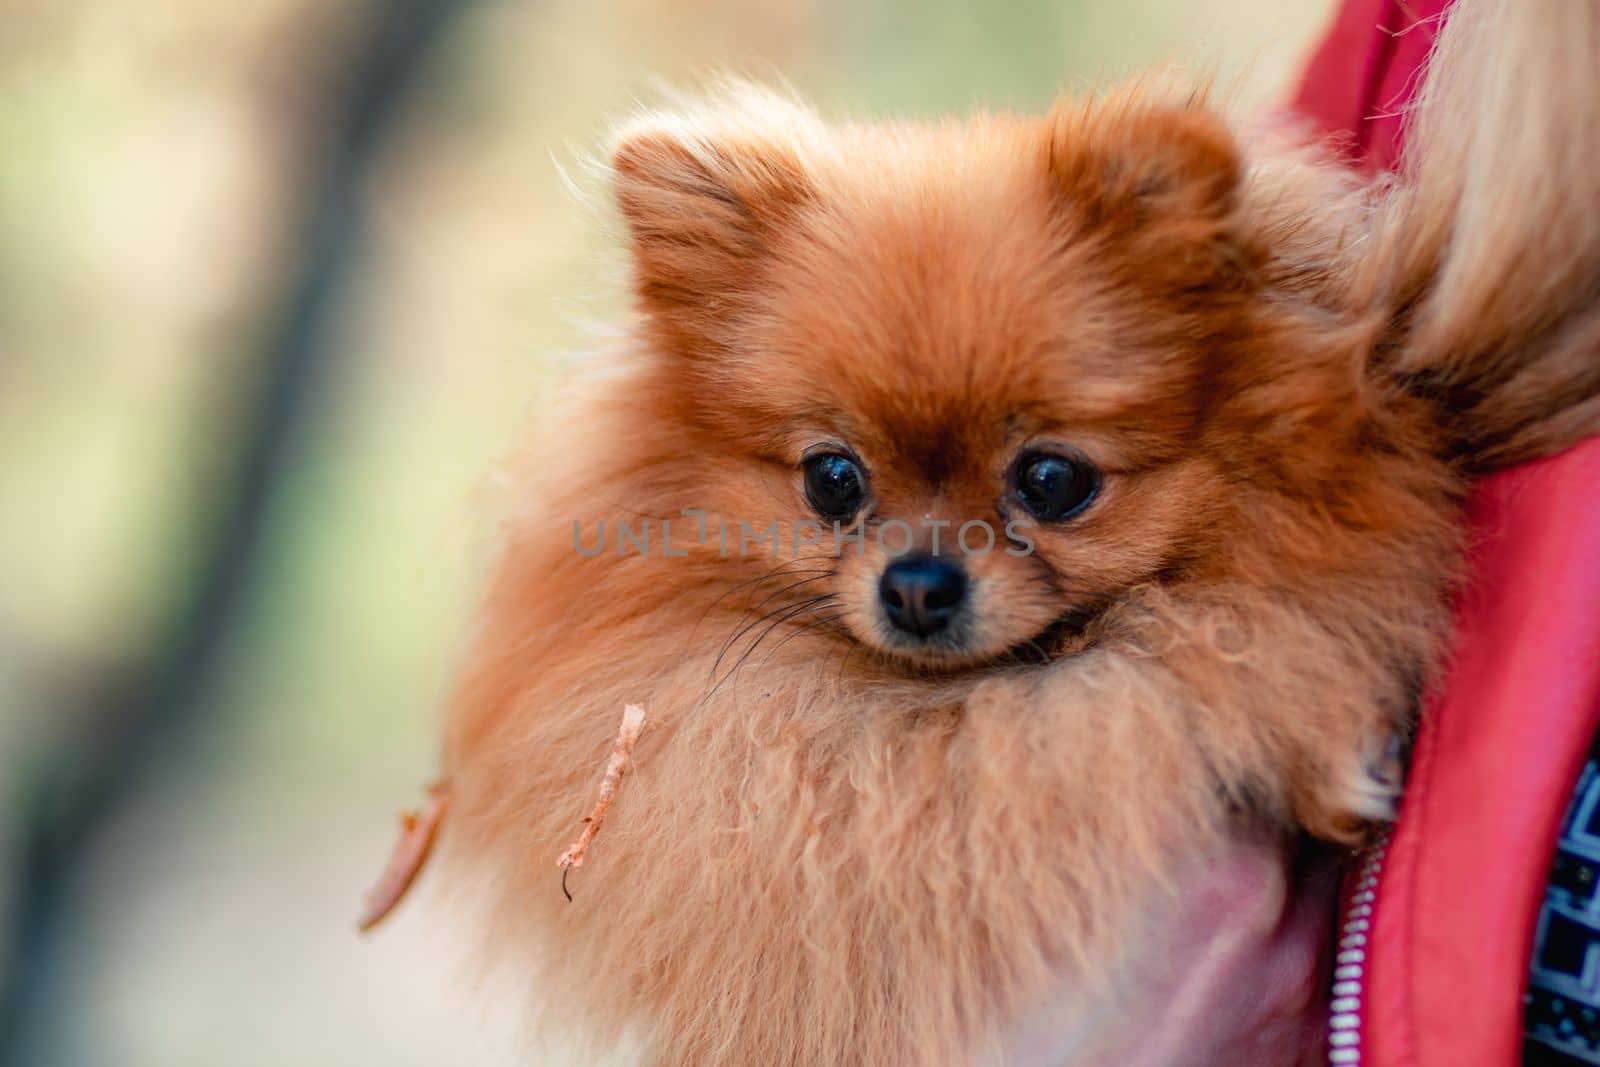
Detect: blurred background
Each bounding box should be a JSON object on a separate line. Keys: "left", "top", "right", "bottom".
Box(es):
{"left": 0, "top": 1, "right": 1332, "bottom": 1063}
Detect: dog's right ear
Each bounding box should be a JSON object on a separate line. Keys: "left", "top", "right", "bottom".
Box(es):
{"left": 1045, "top": 93, "right": 1239, "bottom": 234}
{"left": 1044, "top": 91, "right": 1243, "bottom": 293}
{"left": 612, "top": 98, "right": 818, "bottom": 359}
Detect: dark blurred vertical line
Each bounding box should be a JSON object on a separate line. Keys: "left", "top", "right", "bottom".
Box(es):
{"left": 0, "top": 1, "right": 473, "bottom": 1063}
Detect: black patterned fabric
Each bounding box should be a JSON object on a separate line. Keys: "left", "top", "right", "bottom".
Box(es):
{"left": 1526, "top": 746, "right": 1600, "bottom": 1065}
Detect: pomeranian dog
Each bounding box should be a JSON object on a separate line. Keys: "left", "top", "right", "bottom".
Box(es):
{"left": 420, "top": 1, "right": 1600, "bottom": 1062}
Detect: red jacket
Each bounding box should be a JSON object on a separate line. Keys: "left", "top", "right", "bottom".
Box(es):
{"left": 1295, "top": 4, "right": 1600, "bottom": 1063}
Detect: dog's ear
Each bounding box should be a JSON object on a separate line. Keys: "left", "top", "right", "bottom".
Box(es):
{"left": 612, "top": 105, "right": 817, "bottom": 359}
{"left": 1044, "top": 94, "right": 1241, "bottom": 281}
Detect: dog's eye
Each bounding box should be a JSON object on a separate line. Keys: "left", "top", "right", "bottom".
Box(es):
{"left": 1015, "top": 451, "right": 1100, "bottom": 522}
{"left": 803, "top": 452, "right": 866, "bottom": 521}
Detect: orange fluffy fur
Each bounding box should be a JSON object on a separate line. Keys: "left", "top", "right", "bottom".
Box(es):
{"left": 432, "top": 2, "right": 1600, "bottom": 1062}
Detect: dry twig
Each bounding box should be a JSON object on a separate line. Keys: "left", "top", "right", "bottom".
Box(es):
{"left": 557, "top": 703, "right": 648, "bottom": 899}
{"left": 357, "top": 780, "right": 452, "bottom": 933}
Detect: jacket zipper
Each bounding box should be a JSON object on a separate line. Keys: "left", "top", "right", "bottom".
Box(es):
{"left": 1329, "top": 828, "right": 1392, "bottom": 1065}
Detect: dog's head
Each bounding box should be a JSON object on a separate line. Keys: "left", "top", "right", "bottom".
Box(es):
{"left": 607, "top": 87, "right": 1344, "bottom": 669}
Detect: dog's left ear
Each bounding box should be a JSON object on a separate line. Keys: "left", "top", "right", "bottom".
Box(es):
{"left": 1044, "top": 94, "right": 1241, "bottom": 261}
{"left": 612, "top": 103, "right": 817, "bottom": 360}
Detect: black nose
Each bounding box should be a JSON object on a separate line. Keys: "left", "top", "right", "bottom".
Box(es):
{"left": 879, "top": 555, "right": 967, "bottom": 638}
